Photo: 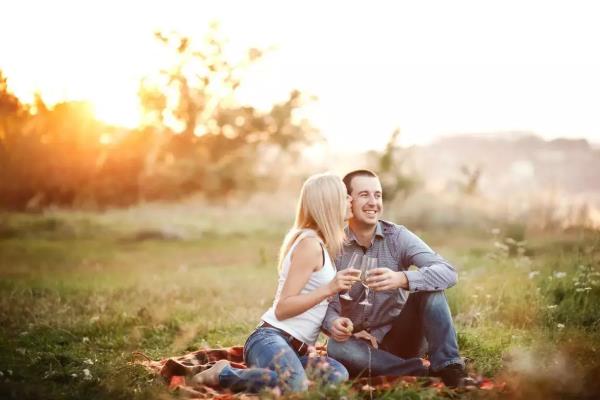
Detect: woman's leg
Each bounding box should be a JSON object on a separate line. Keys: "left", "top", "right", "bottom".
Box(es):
{"left": 244, "top": 328, "right": 309, "bottom": 392}
{"left": 216, "top": 363, "right": 278, "bottom": 393}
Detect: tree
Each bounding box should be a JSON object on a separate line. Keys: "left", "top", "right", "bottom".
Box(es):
{"left": 372, "top": 128, "right": 419, "bottom": 202}
{"left": 137, "top": 26, "right": 319, "bottom": 198}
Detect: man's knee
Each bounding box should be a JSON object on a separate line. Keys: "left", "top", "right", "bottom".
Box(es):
{"left": 409, "top": 290, "right": 450, "bottom": 313}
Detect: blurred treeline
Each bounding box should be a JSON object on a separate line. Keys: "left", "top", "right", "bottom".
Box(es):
{"left": 0, "top": 27, "right": 318, "bottom": 210}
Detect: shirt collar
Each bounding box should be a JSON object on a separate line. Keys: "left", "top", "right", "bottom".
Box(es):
{"left": 346, "top": 221, "right": 385, "bottom": 245}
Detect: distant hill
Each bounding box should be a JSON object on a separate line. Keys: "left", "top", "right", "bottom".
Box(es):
{"left": 407, "top": 132, "right": 600, "bottom": 198}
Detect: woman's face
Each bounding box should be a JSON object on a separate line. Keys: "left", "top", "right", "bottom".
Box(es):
{"left": 344, "top": 194, "right": 353, "bottom": 221}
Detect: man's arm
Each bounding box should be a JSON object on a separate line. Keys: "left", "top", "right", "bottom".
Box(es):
{"left": 400, "top": 228, "right": 458, "bottom": 292}
{"left": 367, "top": 227, "right": 457, "bottom": 292}
{"left": 322, "top": 294, "right": 341, "bottom": 335}
{"left": 322, "top": 294, "right": 355, "bottom": 341}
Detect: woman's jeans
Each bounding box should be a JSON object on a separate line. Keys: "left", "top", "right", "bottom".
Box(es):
{"left": 217, "top": 326, "right": 349, "bottom": 393}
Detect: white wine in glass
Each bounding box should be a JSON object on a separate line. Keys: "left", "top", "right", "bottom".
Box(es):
{"left": 339, "top": 252, "right": 362, "bottom": 301}
{"left": 359, "top": 256, "right": 377, "bottom": 306}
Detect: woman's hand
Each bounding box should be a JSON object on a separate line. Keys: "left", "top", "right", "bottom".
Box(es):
{"left": 328, "top": 268, "right": 361, "bottom": 295}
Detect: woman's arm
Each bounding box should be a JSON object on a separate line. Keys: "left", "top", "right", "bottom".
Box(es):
{"left": 274, "top": 237, "right": 355, "bottom": 320}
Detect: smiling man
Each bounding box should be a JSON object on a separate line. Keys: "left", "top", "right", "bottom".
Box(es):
{"left": 322, "top": 169, "right": 469, "bottom": 388}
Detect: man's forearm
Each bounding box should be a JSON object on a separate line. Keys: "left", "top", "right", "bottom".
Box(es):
{"left": 404, "top": 263, "right": 458, "bottom": 292}
{"left": 322, "top": 297, "right": 342, "bottom": 334}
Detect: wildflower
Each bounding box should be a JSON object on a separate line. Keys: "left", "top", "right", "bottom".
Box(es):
{"left": 71, "top": 373, "right": 78, "bottom": 378}
{"left": 554, "top": 272, "right": 567, "bottom": 279}
{"left": 82, "top": 337, "right": 90, "bottom": 343}
{"left": 494, "top": 242, "right": 509, "bottom": 251}
{"left": 528, "top": 271, "right": 540, "bottom": 279}
{"left": 83, "top": 369, "right": 92, "bottom": 380}
{"left": 557, "top": 323, "right": 565, "bottom": 329}
{"left": 576, "top": 288, "right": 585, "bottom": 292}
{"left": 584, "top": 287, "right": 592, "bottom": 291}
{"left": 547, "top": 305, "right": 558, "bottom": 309}
{"left": 84, "top": 359, "right": 94, "bottom": 365}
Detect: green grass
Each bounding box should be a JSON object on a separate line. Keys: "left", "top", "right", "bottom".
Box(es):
{"left": 1, "top": 208, "right": 599, "bottom": 399}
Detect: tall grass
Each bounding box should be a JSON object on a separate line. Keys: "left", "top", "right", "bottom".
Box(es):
{"left": 1, "top": 203, "right": 599, "bottom": 399}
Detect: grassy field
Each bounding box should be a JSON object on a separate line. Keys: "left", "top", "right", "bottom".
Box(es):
{"left": 0, "top": 203, "right": 599, "bottom": 399}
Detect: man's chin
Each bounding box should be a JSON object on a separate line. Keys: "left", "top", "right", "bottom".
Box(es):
{"left": 356, "top": 216, "right": 379, "bottom": 226}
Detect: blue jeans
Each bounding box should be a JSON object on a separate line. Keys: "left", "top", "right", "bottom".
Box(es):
{"left": 327, "top": 291, "right": 463, "bottom": 377}
{"left": 218, "top": 326, "right": 349, "bottom": 393}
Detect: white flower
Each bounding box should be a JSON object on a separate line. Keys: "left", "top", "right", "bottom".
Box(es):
{"left": 557, "top": 323, "right": 565, "bottom": 329}
{"left": 576, "top": 288, "right": 585, "bottom": 292}
{"left": 528, "top": 271, "right": 540, "bottom": 279}
{"left": 82, "top": 337, "right": 90, "bottom": 343}
{"left": 554, "top": 272, "right": 567, "bottom": 279}
{"left": 71, "top": 373, "right": 78, "bottom": 378}
{"left": 83, "top": 369, "right": 92, "bottom": 380}
{"left": 547, "top": 305, "right": 558, "bottom": 309}
{"left": 83, "top": 359, "right": 94, "bottom": 365}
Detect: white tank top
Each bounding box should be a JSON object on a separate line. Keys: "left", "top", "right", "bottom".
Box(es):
{"left": 261, "top": 229, "right": 336, "bottom": 345}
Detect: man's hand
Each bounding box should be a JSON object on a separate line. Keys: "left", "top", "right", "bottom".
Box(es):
{"left": 353, "top": 330, "right": 378, "bottom": 348}
{"left": 330, "top": 317, "right": 354, "bottom": 342}
{"left": 366, "top": 268, "right": 408, "bottom": 291}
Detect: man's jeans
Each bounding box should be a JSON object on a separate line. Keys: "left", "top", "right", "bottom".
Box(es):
{"left": 327, "top": 291, "right": 463, "bottom": 377}
{"left": 218, "top": 326, "right": 349, "bottom": 393}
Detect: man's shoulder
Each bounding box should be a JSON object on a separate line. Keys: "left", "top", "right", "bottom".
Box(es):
{"left": 379, "top": 219, "right": 408, "bottom": 236}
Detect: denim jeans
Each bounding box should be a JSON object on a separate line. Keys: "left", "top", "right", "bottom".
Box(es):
{"left": 327, "top": 291, "right": 463, "bottom": 377}
{"left": 218, "top": 326, "right": 349, "bottom": 393}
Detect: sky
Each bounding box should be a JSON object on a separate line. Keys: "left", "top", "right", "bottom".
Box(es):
{"left": 2, "top": 0, "right": 600, "bottom": 151}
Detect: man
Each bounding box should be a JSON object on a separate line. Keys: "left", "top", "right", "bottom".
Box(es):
{"left": 322, "top": 169, "right": 469, "bottom": 387}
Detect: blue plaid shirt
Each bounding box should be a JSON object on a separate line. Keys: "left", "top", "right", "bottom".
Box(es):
{"left": 322, "top": 220, "right": 458, "bottom": 343}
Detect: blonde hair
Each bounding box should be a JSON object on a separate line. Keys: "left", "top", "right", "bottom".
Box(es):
{"left": 278, "top": 172, "right": 347, "bottom": 271}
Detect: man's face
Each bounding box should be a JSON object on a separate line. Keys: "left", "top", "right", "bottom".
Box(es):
{"left": 348, "top": 176, "right": 383, "bottom": 227}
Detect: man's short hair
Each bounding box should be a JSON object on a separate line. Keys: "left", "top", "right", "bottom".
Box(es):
{"left": 343, "top": 169, "right": 379, "bottom": 195}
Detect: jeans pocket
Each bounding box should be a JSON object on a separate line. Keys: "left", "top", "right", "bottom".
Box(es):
{"left": 244, "top": 328, "right": 283, "bottom": 362}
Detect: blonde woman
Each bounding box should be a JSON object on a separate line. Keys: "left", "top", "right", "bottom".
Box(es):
{"left": 191, "top": 173, "right": 358, "bottom": 393}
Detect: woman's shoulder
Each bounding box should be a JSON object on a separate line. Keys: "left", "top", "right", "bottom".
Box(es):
{"left": 293, "top": 232, "right": 322, "bottom": 253}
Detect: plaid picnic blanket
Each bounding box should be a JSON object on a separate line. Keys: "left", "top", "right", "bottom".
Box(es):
{"left": 134, "top": 345, "right": 504, "bottom": 399}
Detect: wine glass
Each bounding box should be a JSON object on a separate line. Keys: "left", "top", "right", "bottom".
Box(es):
{"left": 339, "top": 252, "right": 362, "bottom": 301}
{"left": 359, "top": 256, "right": 377, "bottom": 306}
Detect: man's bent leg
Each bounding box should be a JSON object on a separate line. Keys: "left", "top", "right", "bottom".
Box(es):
{"left": 381, "top": 291, "right": 463, "bottom": 372}
{"left": 327, "top": 337, "right": 427, "bottom": 378}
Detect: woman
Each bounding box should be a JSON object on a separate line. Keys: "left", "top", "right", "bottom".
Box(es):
{"left": 190, "top": 172, "right": 359, "bottom": 393}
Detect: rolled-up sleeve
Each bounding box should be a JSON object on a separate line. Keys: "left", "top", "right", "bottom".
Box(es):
{"left": 397, "top": 228, "right": 458, "bottom": 292}
{"left": 322, "top": 295, "right": 341, "bottom": 335}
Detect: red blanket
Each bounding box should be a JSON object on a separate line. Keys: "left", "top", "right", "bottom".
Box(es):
{"left": 134, "top": 346, "right": 504, "bottom": 399}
